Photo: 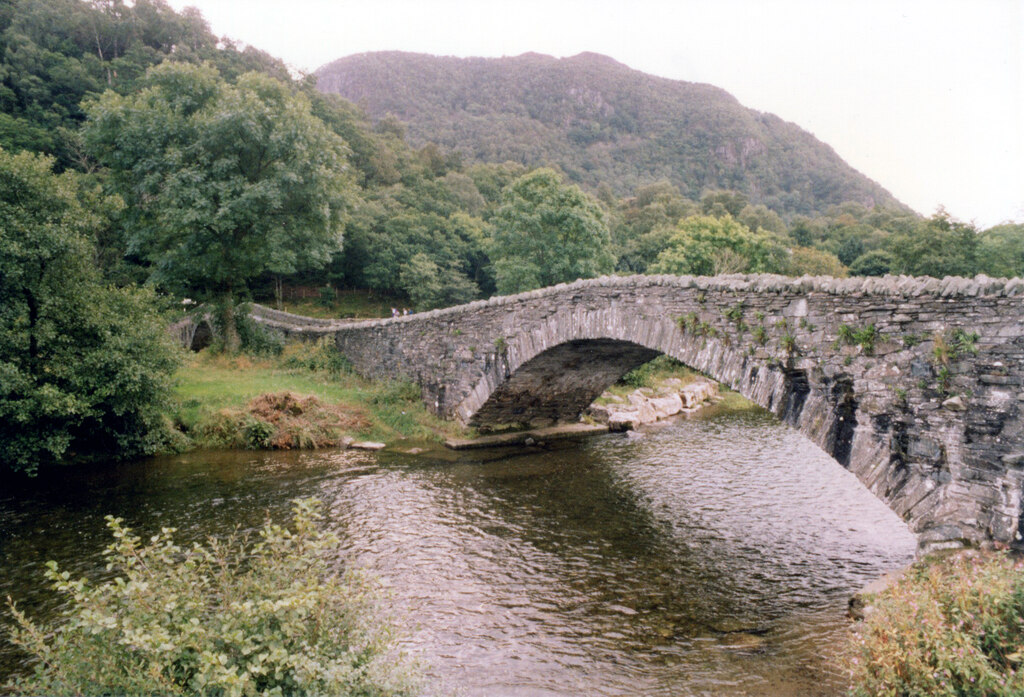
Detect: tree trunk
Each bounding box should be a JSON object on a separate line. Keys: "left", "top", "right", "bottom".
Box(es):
{"left": 220, "top": 292, "right": 241, "bottom": 353}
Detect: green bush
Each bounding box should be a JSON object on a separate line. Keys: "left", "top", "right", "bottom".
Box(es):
{"left": 281, "top": 336, "right": 352, "bottom": 375}
{"left": 235, "top": 307, "right": 286, "bottom": 357}
{"left": 846, "top": 551, "right": 1024, "bottom": 696}
{"left": 5, "top": 499, "right": 417, "bottom": 697}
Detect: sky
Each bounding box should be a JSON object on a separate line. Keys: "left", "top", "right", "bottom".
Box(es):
{"left": 165, "top": 0, "right": 1024, "bottom": 228}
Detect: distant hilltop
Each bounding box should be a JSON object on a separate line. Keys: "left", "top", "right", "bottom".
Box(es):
{"left": 315, "top": 51, "right": 906, "bottom": 217}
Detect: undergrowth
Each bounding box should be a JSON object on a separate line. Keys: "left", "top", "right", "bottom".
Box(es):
{"left": 845, "top": 550, "right": 1024, "bottom": 697}
{"left": 4, "top": 499, "right": 418, "bottom": 697}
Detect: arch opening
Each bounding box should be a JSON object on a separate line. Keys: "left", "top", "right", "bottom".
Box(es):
{"left": 470, "top": 339, "right": 661, "bottom": 429}
{"left": 189, "top": 319, "right": 214, "bottom": 351}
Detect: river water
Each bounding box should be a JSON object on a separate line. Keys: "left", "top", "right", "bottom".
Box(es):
{"left": 0, "top": 403, "right": 916, "bottom": 696}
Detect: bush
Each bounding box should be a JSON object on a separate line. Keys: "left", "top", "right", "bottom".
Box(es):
{"left": 5, "top": 499, "right": 417, "bottom": 697}
{"left": 281, "top": 336, "right": 352, "bottom": 375}
{"left": 235, "top": 307, "right": 286, "bottom": 357}
{"left": 846, "top": 551, "right": 1024, "bottom": 696}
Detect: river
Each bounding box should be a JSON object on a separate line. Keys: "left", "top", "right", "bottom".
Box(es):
{"left": 0, "top": 402, "right": 915, "bottom": 696}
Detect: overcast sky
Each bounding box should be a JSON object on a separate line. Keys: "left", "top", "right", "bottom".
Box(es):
{"left": 166, "top": 0, "right": 1023, "bottom": 228}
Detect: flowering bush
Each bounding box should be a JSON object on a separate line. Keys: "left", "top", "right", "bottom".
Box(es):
{"left": 847, "top": 550, "right": 1024, "bottom": 696}
{"left": 5, "top": 499, "right": 417, "bottom": 696}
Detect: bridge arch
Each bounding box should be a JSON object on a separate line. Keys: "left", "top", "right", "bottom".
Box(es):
{"left": 254, "top": 273, "right": 1024, "bottom": 550}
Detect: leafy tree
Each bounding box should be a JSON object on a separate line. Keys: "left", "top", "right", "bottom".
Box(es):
{"left": 84, "top": 62, "right": 354, "bottom": 350}
{"left": 0, "top": 149, "right": 179, "bottom": 474}
{"left": 889, "top": 210, "right": 980, "bottom": 278}
{"left": 849, "top": 249, "right": 895, "bottom": 276}
{"left": 651, "top": 214, "right": 787, "bottom": 276}
{"left": 737, "top": 203, "right": 785, "bottom": 234}
{"left": 701, "top": 189, "right": 748, "bottom": 218}
{"left": 785, "top": 246, "right": 847, "bottom": 276}
{"left": 489, "top": 168, "right": 613, "bottom": 294}
{"left": 978, "top": 223, "right": 1024, "bottom": 278}
{"left": 399, "top": 252, "right": 479, "bottom": 310}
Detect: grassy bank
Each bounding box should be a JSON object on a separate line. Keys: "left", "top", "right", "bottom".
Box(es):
{"left": 167, "top": 340, "right": 466, "bottom": 451}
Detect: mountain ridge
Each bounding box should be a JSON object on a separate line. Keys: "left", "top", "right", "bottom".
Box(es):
{"left": 315, "top": 51, "right": 905, "bottom": 217}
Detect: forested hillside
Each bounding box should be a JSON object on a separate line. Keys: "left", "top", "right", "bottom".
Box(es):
{"left": 316, "top": 51, "right": 904, "bottom": 217}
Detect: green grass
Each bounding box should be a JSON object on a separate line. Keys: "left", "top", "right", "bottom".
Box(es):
{"left": 168, "top": 348, "right": 466, "bottom": 450}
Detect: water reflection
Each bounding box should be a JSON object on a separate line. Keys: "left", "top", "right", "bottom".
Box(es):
{"left": 0, "top": 406, "right": 915, "bottom": 696}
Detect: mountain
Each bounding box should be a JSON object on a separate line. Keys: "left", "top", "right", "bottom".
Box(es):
{"left": 315, "top": 51, "right": 905, "bottom": 217}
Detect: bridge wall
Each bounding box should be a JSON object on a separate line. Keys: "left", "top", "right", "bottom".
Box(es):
{"left": 255, "top": 274, "right": 1024, "bottom": 550}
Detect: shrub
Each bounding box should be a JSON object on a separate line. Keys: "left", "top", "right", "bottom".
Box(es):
{"left": 846, "top": 551, "right": 1024, "bottom": 697}
{"left": 281, "top": 336, "right": 352, "bottom": 375}
{"left": 5, "top": 499, "right": 417, "bottom": 697}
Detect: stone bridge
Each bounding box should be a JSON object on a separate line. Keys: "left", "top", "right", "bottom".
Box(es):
{"left": 251, "top": 274, "right": 1024, "bottom": 551}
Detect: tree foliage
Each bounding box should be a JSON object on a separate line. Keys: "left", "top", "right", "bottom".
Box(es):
{"left": 650, "top": 214, "right": 788, "bottom": 276}
{"left": 0, "top": 148, "right": 179, "bottom": 474}
{"left": 489, "top": 168, "right": 613, "bottom": 294}
{"left": 84, "top": 62, "right": 355, "bottom": 349}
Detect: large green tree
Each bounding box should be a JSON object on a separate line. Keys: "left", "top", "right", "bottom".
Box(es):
{"left": 0, "top": 149, "right": 179, "bottom": 474}
{"left": 489, "top": 168, "right": 613, "bottom": 294}
{"left": 650, "top": 214, "right": 788, "bottom": 276}
{"left": 84, "top": 62, "right": 354, "bottom": 349}
{"left": 888, "top": 210, "right": 979, "bottom": 278}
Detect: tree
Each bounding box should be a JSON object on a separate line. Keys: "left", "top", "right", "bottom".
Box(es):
{"left": 978, "top": 223, "right": 1024, "bottom": 278}
{"left": 399, "top": 252, "right": 478, "bottom": 311}
{"left": 849, "top": 249, "right": 895, "bottom": 277}
{"left": 0, "top": 149, "right": 179, "bottom": 474}
{"left": 785, "top": 246, "right": 847, "bottom": 277}
{"left": 84, "top": 62, "right": 354, "bottom": 350}
{"left": 888, "top": 210, "right": 980, "bottom": 278}
{"left": 489, "top": 168, "right": 613, "bottom": 294}
{"left": 650, "top": 214, "right": 787, "bottom": 276}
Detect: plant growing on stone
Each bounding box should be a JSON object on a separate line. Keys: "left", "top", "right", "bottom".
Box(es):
{"left": 937, "top": 366, "right": 953, "bottom": 395}
{"left": 722, "top": 301, "right": 745, "bottom": 325}
{"left": 494, "top": 336, "right": 508, "bottom": 354}
{"left": 835, "top": 323, "right": 879, "bottom": 355}
{"left": 951, "top": 328, "right": 980, "bottom": 357}
{"left": 780, "top": 332, "right": 797, "bottom": 355}
{"left": 4, "top": 499, "right": 418, "bottom": 697}
{"left": 845, "top": 551, "right": 1024, "bottom": 697}
{"left": 752, "top": 326, "right": 768, "bottom": 345}
{"left": 676, "top": 312, "right": 699, "bottom": 334}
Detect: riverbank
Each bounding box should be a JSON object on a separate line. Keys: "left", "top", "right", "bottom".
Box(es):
{"left": 166, "top": 342, "right": 466, "bottom": 452}
{"left": 165, "top": 347, "right": 741, "bottom": 455}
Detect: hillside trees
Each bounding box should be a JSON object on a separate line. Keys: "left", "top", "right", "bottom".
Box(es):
{"left": 0, "top": 149, "right": 179, "bottom": 474}
{"left": 489, "top": 168, "right": 614, "bottom": 294}
{"left": 651, "top": 214, "right": 788, "bottom": 276}
{"left": 84, "top": 62, "right": 355, "bottom": 350}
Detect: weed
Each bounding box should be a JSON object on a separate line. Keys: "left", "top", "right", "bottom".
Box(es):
{"left": 951, "top": 328, "right": 980, "bottom": 356}
{"left": 752, "top": 326, "right": 768, "bottom": 345}
{"left": 845, "top": 550, "right": 1024, "bottom": 697}
{"left": 494, "top": 336, "right": 508, "bottom": 354}
{"left": 722, "top": 301, "right": 745, "bottom": 324}
{"left": 780, "top": 333, "right": 797, "bottom": 355}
